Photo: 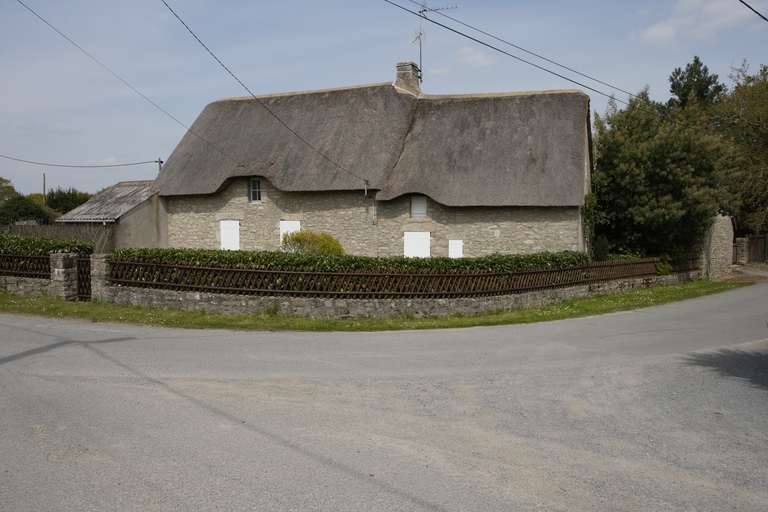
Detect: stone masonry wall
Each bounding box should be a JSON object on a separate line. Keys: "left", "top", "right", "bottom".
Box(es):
{"left": 700, "top": 215, "right": 733, "bottom": 280}
{"left": 166, "top": 177, "right": 583, "bottom": 257}
{"left": 0, "top": 253, "right": 78, "bottom": 300}
{"left": 95, "top": 264, "right": 701, "bottom": 319}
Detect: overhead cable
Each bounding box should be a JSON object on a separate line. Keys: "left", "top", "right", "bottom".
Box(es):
{"left": 160, "top": 0, "right": 369, "bottom": 185}
{"left": 404, "top": 0, "right": 636, "bottom": 99}
{"left": 0, "top": 154, "right": 159, "bottom": 168}
{"left": 738, "top": 0, "right": 768, "bottom": 23}
{"left": 14, "top": 0, "right": 240, "bottom": 166}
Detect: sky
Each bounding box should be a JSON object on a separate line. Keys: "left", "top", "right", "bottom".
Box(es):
{"left": 1, "top": 0, "right": 767, "bottom": 195}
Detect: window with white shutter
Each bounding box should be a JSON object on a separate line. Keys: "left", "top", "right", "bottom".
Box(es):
{"left": 220, "top": 220, "right": 240, "bottom": 250}
{"left": 410, "top": 195, "right": 427, "bottom": 219}
{"left": 403, "top": 231, "right": 431, "bottom": 257}
{"left": 448, "top": 240, "right": 464, "bottom": 258}
{"left": 279, "top": 220, "right": 301, "bottom": 245}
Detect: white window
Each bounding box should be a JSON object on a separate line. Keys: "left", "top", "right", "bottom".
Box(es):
{"left": 403, "top": 231, "right": 431, "bottom": 258}
{"left": 250, "top": 178, "right": 261, "bottom": 203}
{"left": 220, "top": 220, "right": 240, "bottom": 250}
{"left": 410, "top": 195, "right": 427, "bottom": 219}
{"left": 279, "top": 220, "right": 301, "bottom": 244}
{"left": 448, "top": 239, "right": 464, "bottom": 258}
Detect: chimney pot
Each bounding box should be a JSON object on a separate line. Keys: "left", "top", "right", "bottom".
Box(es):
{"left": 394, "top": 61, "right": 421, "bottom": 95}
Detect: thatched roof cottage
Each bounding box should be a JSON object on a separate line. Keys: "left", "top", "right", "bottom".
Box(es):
{"left": 154, "top": 62, "right": 592, "bottom": 257}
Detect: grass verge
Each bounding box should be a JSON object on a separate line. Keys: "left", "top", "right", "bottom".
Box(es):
{"left": 0, "top": 280, "right": 750, "bottom": 332}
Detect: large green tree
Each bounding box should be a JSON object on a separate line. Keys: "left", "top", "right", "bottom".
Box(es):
{"left": 710, "top": 61, "right": 768, "bottom": 234}
{"left": 668, "top": 55, "right": 726, "bottom": 109}
{"left": 0, "top": 195, "right": 57, "bottom": 226}
{"left": 45, "top": 186, "right": 93, "bottom": 214}
{"left": 0, "top": 177, "right": 18, "bottom": 203}
{"left": 593, "top": 89, "right": 738, "bottom": 257}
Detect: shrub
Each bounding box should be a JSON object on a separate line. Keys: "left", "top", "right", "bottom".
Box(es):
{"left": 0, "top": 232, "right": 93, "bottom": 255}
{"left": 0, "top": 196, "right": 58, "bottom": 226}
{"left": 111, "top": 247, "right": 591, "bottom": 274}
{"left": 281, "top": 230, "right": 345, "bottom": 255}
{"left": 592, "top": 235, "right": 610, "bottom": 262}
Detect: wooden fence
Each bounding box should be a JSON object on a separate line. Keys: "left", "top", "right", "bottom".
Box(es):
{"left": 0, "top": 254, "right": 51, "bottom": 278}
{"left": 106, "top": 257, "right": 688, "bottom": 300}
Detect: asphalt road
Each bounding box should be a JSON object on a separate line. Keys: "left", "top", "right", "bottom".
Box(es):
{"left": 1, "top": 281, "right": 767, "bottom": 511}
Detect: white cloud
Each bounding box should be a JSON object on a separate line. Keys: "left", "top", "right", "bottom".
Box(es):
{"left": 638, "top": 0, "right": 763, "bottom": 48}
{"left": 86, "top": 157, "right": 120, "bottom": 166}
{"left": 15, "top": 122, "right": 82, "bottom": 137}
{"left": 456, "top": 47, "right": 495, "bottom": 69}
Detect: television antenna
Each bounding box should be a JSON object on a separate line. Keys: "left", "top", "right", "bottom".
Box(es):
{"left": 411, "top": 2, "right": 457, "bottom": 83}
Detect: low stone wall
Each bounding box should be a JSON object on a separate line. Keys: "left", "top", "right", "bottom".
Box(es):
{"left": 0, "top": 275, "right": 50, "bottom": 297}
{"left": 97, "top": 268, "right": 701, "bottom": 319}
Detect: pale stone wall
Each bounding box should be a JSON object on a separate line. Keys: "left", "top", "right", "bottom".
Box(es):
{"left": 700, "top": 215, "right": 733, "bottom": 280}
{"left": 97, "top": 269, "right": 701, "bottom": 319}
{"left": 0, "top": 253, "right": 78, "bottom": 300}
{"left": 166, "top": 177, "right": 583, "bottom": 256}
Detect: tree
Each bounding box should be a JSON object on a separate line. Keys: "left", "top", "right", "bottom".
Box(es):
{"left": 0, "top": 195, "right": 57, "bottom": 226}
{"left": 45, "top": 186, "right": 93, "bottom": 214}
{"left": 593, "top": 89, "right": 738, "bottom": 257}
{"left": 710, "top": 61, "right": 768, "bottom": 234}
{"left": 668, "top": 56, "right": 726, "bottom": 109}
{"left": 0, "top": 177, "right": 18, "bottom": 203}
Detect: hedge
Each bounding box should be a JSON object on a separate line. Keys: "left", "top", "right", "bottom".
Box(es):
{"left": 0, "top": 232, "right": 94, "bottom": 255}
{"left": 111, "top": 248, "right": 591, "bottom": 273}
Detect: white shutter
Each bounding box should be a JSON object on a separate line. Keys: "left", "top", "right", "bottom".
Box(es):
{"left": 279, "top": 220, "right": 302, "bottom": 244}
{"left": 448, "top": 239, "right": 464, "bottom": 258}
{"left": 410, "top": 195, "right": 427, "bottom": 218}
{"left": 403, "top": 231, "right": 431, "bottom": 258}
{"left": 220, "top": 220, "right": 240, "bottom": 250}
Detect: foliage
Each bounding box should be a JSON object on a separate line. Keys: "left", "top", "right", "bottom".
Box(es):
{"left": 0, "top": 195, "right": 58, "bottom": 226}
{"left": 45, "top": 186, "right": 93, "bottom": 214}
{"left": 592, "top": 89, "right": 738, "bottom": 257}
{"left": 0, "top": 232, "right": 93, "bottom": 255}
{"left": 111, "top": 247, "right": 591, "bottom": 273}
{"left": 668, "top": 56, "right": 726, "bottom": 109}
{"left": 710, "top": 61, "right": 768, "bottom": 234}
{"left": 25, "top": 193, "right": 45, "bottom": 206}
{"left": 10, "top": 222, "right": 115, "bottom": 253}
{"left": 281, "top": 230, "right": 345, "bottom": 255}
{"left": 0, "top": 177, "right": 18, "bottom": 203}
{"left": 592, "top": 235, "right": 610, "bottom": 261}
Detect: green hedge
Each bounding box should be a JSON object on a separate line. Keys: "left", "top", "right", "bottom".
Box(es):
{"left": 0, "top": 232, "right": 93, "bottom": 255}
{"left": 111, "top": 248, "right": 590, "bottom": 273}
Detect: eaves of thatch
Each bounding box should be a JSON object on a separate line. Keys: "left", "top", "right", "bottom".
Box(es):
{"left": 154, "top": 81, "right": 591, "bottom": 207}
{"left": 56, "top": 180, "right": 156, "bottom": 223}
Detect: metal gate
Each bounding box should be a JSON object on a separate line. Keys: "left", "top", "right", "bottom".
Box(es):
{"left": 76, "top": 256, "right": 91, "bottom": 301}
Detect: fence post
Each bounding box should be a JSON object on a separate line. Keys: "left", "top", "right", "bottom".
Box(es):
{"left": 49, "top": 253, "right": 78, "bottom": 301}
{"left": 90, "top": 254, "right": 110, "bottom": 302}
{"left": 735, "top": 238, "right": 749, "bottom": 265}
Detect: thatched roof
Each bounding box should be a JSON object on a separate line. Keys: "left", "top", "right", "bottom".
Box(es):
{"left": 56, "top": 181, "right": 156, "bottom": 223}
{"left": 155, "top": 82, "right": 591, "bottom": 207}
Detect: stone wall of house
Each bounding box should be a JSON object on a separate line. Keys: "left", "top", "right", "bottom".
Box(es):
{"left": 166, "top": 177, "right": 583, "bottom": 257}
{"left": 700, "top": 215, "right": 733, "bottom": 280}
{"left": 94, "top": 264, "right": 701, "bottom": 319}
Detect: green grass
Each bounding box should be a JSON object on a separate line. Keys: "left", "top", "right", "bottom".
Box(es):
{"left": 0, "top": 280, "right": 749, "bottom": 332}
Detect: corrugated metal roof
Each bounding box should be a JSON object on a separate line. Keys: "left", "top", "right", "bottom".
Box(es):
{"left": 56, "top": 181, "right": 156, "bottom": 223}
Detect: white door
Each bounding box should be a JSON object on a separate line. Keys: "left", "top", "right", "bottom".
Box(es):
{"left": 220, "top": 220, "right": 240, "bottom": 250}
{"left": 403, "top": 231, "right": 431, "bottom": 258}
{"left": 279, "top": 220, "right": 301, "bottom": 244}
{"left": 448, "top": 239, "right": 464, "bottom": 258}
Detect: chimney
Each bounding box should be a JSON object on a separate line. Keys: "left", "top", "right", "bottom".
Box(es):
{"left": 394, "top": 62, "right": 421, "bottom": 96}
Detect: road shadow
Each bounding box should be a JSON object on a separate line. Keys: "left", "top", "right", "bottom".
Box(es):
{"left": 683, "top": 346, "right": 768, "bottom": 391}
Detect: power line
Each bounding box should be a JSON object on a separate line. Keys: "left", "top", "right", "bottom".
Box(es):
{"left": 160, "top": 0, "right": 369, "bottom": 186}
{"left": 0, "top": 154, "right": 159, "bottom": 168}
{"left": 405, "top": 0, "right": 636, "bottom": 98}
{"left": 384, "top": 0, "right": 627, "bottom": 105}
{"left": 738, "top": 0, "right": 768, "bottom": 23}
{"left": 14, "top": 0, "right": 240, "bottom": 167}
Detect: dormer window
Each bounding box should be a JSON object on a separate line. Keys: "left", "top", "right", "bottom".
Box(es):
{"left": 410, "top": 195, "right": 427, "bottom": 219}
{"left": 250, "top": 178, "right": 261, "bottom": 203}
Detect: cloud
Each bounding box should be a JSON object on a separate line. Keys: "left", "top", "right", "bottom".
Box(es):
{"left": 15, "top": 122, "right": 82, "bottom": 137}
{"left": 637, "top": 0, "right": 762, "bottom": 48}
{"left": 456, "top": 46, "right": 495, "bottom": 69}
{"left": 86, "top": 157, "right": 121, "bottom": 166}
